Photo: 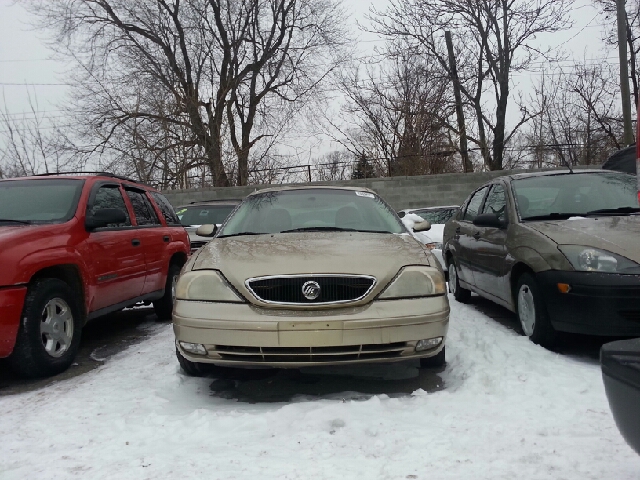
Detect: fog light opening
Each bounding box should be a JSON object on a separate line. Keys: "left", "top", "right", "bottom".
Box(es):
{"left": 416, "top": 337, "right": 443, "bottom": 352}
{"left": 179, "top": 341, "right": 207, "bottom": 355}
{"left": 557, "top": 283, "right": 572, "bottom": 294}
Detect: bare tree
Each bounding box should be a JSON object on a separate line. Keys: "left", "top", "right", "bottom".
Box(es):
{"left": 595, "top": 0, "right": 640, "bottom": 108}
{"left": 0, "top": 91, "right": 85, "bottom": 177}
{"left": 27, "top": 0, "right": 350, "bottom": 186}
{"left": 524, "top": 62, "right": 625, "bottom": 168}
{"left": 327, "top": 45, "right": 457, "bottom": 177}
{"left": 313, "top": 150, "right": 352, "bottom": 181}
{"left": 369, "top": 0, "right": 572, "bottom": 170}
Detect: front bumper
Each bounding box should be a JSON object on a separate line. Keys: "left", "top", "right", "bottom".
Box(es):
{"left": 0, "top": 286, "right": 27, "bottom": 358}
{"left": 173, "top": 296, "right": 449, "bottom": 367}
{"left": 537, "top": 271, "right": 640, "bottom": 336}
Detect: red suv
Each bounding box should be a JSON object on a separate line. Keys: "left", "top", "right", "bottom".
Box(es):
{"left": 0, "top": 173, "right": 189, "bottom": 378}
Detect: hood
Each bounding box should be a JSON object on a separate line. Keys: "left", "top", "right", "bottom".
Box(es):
{"left": 527, "top": 215, "right": 640, "bottom": 263}
{"left": 192, "top": 231, "right": 431, "bottom": 304}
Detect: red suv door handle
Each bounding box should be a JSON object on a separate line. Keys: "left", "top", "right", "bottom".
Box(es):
{"left": 131, "top": 239, "right": 141, "bottom": 246}
{"left": 163, "top": 235, "right": 170, "bottom": 243}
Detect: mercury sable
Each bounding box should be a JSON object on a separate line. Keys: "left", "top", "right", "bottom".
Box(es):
{"left": 172, "top": 186, "right": 449, "bottom": 374}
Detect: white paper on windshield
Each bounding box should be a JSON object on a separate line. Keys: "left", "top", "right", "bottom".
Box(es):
{"left": 355, "top": 191, "right": 374, "bottom": 198}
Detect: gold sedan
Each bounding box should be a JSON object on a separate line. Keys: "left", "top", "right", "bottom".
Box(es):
{"left": 172, "top": 186, "right": 449, "bottom": 375}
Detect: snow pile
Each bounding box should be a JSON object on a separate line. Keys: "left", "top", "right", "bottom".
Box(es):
{"left": 401, "top": 213, "right": 433, "bottom": 245}
{"left": 1, "top": 296, "right": 639, "bottom": 479}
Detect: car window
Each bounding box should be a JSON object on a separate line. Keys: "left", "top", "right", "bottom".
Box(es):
{"left": 0, "top": 179, "right": 84, "bottom": 224}
{"left": 463, "top": 186, "right": 489, "bottom": 222}
{"left": 482, "top": 185, "right": 507, "bottom": 222}
{"left": 178, "top": 204, "right": 236, "bottom": 226}
{"left": 125, "top": 189, "right": 161, "bottom": 226}
{"left": 219, "top": 189, "right": 404, "bottom": 236}
{"left": 512, "top": 172, "right": 638, "bottom": 219}
{"left": 90, "top": 185, "right": 131, "bottom": 227}
{"left": 415, "top": 207, "right": 459, "bottom": 224}
{"left": 150, "top": 192, "right": 181, "bottom": 226}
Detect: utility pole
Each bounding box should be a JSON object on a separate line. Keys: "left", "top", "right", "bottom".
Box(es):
{"left": 445, "top": 31, "right": 473, "bottom": 173}
{"left": 616, "top": 0, "right": 634, "bottom": 145}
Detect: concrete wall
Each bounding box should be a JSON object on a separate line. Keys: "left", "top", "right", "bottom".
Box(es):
{"left": 163, "top": 166, "right": 595, "bottom": 211}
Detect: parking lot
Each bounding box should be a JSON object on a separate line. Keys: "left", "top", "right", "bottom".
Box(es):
{"left": 2, "top": 293, "right": 638, "bottom": 480}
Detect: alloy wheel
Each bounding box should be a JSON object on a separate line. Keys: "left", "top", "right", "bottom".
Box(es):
{"left": 40, "top": 298, "right": 74, "bottom": 358}
{"left": 518, "top": 284, "right": 536, "bottom": 336}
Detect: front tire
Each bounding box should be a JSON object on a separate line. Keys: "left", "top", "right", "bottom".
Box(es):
{"left": 420, "top": 346, "right": 446, "bottom": 368}
{"left": 8, "top": 278, "right": 83, "bottom": 378}
{"left": 154, "top": 263, "right": 182, "bottom": 321}
{"left": 516, "top": 273, "right": 558, "bottom": 348}
{"left": 176, "top": 348, "right": 208, "bottom": 377}
{"left": 448, "top": 259, "right": 471, "bottom": 303}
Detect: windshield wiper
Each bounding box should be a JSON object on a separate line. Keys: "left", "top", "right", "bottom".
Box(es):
{"left": 217, "top": 232, "right": 265, "bottom": 238}
{"left": 586, "top": 207, "right": 640, "bottom": 216}
{"left": 0, "top": 219, "right": 31, "bottom": 225}
{"left": 521, "top": 213, "right": 584, "bottom": 221}
{"left": 280, "top": 227, "right": 392, "bottom": 234}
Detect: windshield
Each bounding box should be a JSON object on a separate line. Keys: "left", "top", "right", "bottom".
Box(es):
{"left": 218, "top": 189, "right": 405, "bottom": 237}
{"left": 0, "top": 179, "right": 84, "bottom": 224}
{"left": 512, "top": 172, "right": 639, "bottom": 220}
{"left": 414, "top": 207, "right": 458, "bottom": 224}
{"left": 177, "top": 204, "right": 236, "bottom": 226}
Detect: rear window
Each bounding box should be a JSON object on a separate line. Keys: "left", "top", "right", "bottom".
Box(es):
{"left": 150, "top": 192, "right": 181, "bottom": 226}
{"left": 0, "top": 179, "right": 84, "bottom": 224}
{"left": 178, "top": 204, "right": 237, "bottom": 226}
{"left": 414, "top": 207, "right": 459, "bottom": 224}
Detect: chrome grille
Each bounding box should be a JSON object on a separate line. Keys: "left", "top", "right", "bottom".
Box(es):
{"left": 246, "top": 275, "right": 376, "bottom": 305}
{"left": 214, "top": 342, "right": 408, "bottom": 363}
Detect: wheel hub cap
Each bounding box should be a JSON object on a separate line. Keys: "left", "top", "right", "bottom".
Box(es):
{"left": 518, "top": 285, "right": 536, "bottom": 336}
{"left": 448, "top": 264, "right": 457, "bottom": 294}
{"left": 40, "top": 298, "right": 74, "bottom": 358}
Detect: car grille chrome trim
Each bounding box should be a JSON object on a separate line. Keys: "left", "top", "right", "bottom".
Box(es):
{"left": 213, "top": 342, "right": 409, "bottom": 363}
{"left": 245, "top": 274, "right": 377, "bottom": 305}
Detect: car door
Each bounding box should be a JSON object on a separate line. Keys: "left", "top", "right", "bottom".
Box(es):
{"left": 81, "top": 182, "right": 146, "bottom": 312}
{"left": 471, "top": 183, "right": 511, "bottom": 303}
{"left": 124, "top": 187, "right": 166, "bottom": 295}
{"left": 452, "top": 186, "right": 490, "bottom": 287}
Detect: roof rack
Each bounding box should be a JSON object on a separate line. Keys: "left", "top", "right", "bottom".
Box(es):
{"left": 33, "top": 171, "right": 142, "bottom": 184}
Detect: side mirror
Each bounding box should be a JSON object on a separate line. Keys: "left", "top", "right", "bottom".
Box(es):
{"left": 86, "top": 208, "right": 127, "bottom": 231}
{"left": 195, "top": 224, "right": 217, "bottom": 237}
{"left": 473, "top": 213, "right": 506, "bottom": 228}
{"left": 413, "top": 220, "right": 431, "bottom": 232}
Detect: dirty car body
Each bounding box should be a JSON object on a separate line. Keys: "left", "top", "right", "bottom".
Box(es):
{"left": 443, "top": 170, "right": 640, "bottom": 346}
{"left": 173, "top": 186, "right": 449, "bottom": 370}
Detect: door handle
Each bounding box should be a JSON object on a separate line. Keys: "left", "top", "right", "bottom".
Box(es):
{"left": 473, "top": 232, "right": 481, "bottom": 240}
{"left": 132, "top": 238, "right": 141, "bottom": 246}
{"left": 163, "top": 235, "right": 170, "bottom": 243}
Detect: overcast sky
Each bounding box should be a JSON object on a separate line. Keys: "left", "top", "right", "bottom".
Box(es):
{"left": 0, "top": 0, "right": 620, "bottom": 160}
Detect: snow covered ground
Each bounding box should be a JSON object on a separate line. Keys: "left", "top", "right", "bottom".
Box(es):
{"left": 1, "top": 294, "right": 639, "bottom": 480}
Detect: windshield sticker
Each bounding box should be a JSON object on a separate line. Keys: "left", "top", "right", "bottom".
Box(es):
{"left": 355, "top": 191, "right": 374, "bottom": 198}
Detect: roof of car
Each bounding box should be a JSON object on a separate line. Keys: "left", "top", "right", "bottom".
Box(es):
{"left": 181, "top": 199, "right": 243, "bottom": 207}
{"left": 247, "top": 185, "right": 378, "bottom": 196}
{"left": 399, "top": 205, "right": 459, "bottom": 213}
{"left": 1, "top": 172, "right": 157, "bottom": 190}
{"left": 504, "top": 169, "right": 608, "bottom": 181}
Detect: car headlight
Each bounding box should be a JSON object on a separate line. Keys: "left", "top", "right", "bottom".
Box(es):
{"left": 378, "top": 266, "right": 446, "bottom": 299}
{"left": 175, "top": 270, "right": 244, "bottom": 302}
{"left": 558, "top": 245, "right": 640, "bottom": 273}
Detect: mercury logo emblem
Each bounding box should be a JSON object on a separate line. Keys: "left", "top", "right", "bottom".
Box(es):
{"left": 302, "top": 280, "right": 321, "bottom": 300}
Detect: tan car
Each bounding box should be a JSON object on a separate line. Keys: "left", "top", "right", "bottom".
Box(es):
{"left": 172, "top": 186, "right": 449, "bottom": 374}
{"left": 443, "top": 169, "right": 640, "bottom": 348}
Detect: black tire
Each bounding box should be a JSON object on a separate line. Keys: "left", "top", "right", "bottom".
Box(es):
{"left": 154, "top": 262, "right": 182, "bottom": 321}
{"left": 448, "top": 258, "right": 471, "bottom": 303}
{"left": 176, "top": 348, "right": 208, "bottom": 377}
{"left": 515, "top": 272, "right": 558, "bottom": 348}
{"left": 420, "top": 346, "right": 446, "bottom": 368}
{"left": 8, "top": 278, "right": 83, "bottom": 378}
